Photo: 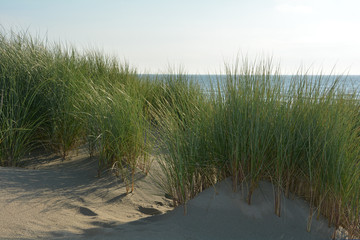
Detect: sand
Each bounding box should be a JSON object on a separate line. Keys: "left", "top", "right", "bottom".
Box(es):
{"left": 0, "top": 149, "right": 337, "bottom": 239}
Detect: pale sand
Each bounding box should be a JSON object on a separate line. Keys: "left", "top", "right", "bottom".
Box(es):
{"left": 0, "top": 149, "right": 335, "bottom": 239}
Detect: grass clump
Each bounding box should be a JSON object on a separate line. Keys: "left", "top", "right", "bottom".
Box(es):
{"left": 219, "top": 60, "right": 281, "bottom": 205}
{"left": 0, "top": 29, "right": 152, "bottom": 187}
{"left": 157, "top": 59, "right": 360, "bottom": 236}
{"left": 153, "top": 72, "right": 218, "bottom": 210}
{"left": 0, "top": 30, "right": 49, "bottom": 165}
{"left": 81, "top": 79, "right": 149, "bottom": 192}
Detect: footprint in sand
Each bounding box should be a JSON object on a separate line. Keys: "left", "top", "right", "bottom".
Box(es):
{"left": 155, "top": 201, "right": 164, "bottom": 206}
{"left": 79, "top": 206, "right": 98, "bottom": 216}
{"left": 138, "top": 206, "right": 162, "bottom": 216}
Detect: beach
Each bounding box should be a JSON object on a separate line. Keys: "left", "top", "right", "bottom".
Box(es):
{"left": 0, "top": 148, "right": 338, "bottom": 239}
{"left": 1, "top": 30, "right": 359, "bottom": 239}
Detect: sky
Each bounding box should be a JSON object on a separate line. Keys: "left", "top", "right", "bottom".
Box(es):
{"left": 1, "top": 0, "right": 360, "bottom": 74}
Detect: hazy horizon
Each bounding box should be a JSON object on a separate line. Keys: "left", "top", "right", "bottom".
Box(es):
{"left": 1, "top": 0, "right": 360, "bottom": 75}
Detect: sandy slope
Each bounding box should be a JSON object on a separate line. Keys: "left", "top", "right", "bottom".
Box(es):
{"left": 0, "top": 149, "right": 336, "bottom": 239}
{"left": 0, "top": 149, "right": 173, "bottom": 239}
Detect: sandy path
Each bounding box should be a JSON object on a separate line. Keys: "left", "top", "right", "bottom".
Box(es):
{"left": 0, "top": 150, "right": 335, "bottom": 239}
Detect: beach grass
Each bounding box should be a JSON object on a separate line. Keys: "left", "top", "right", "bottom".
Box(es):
{"left": 1, "top": 29, "right": 360, "bottom": 237}
{"left": 156, "top": 59, "right": 360, "bottom": 236}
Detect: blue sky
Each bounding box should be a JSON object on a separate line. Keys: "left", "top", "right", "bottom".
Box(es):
{"left": 1, "top": 0, "right": 360, "bottom": 74}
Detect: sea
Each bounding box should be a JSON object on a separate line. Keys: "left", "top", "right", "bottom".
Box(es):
{"left": 143, "top": 74, "right": 360, "bottom": 96}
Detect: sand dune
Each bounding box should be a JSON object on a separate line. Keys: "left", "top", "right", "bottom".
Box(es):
{"left": 0, "top": 150, "right": 337, "bottom": 239}
{"left": 0, "top": 150, "right": 173, "bottom": 239}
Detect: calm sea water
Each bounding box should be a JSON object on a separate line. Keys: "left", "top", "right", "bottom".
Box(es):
{"left": 143, "top": 74, "right": 360, "bottom": 96}
{"left": 195, "top": 75, "right": 360, "bottom": 94}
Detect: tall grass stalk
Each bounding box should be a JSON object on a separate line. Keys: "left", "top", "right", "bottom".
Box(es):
{"left": 0, "top": 30, "right": 49, "bottom": 165}
{"left": 154, "top": 72, "right": 217, "bottom": 211}
{"left": 221, "top": 60, "right": 282, "bottom": 205}
{"left": 0, "top": 79, "right": 44, "bottom": 166}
